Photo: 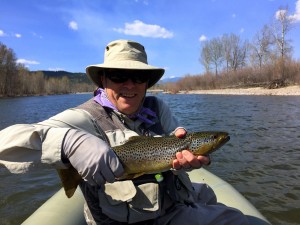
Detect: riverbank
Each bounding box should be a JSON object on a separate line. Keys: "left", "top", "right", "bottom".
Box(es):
{"left": 185, "top": 85, "right": 300, "bottom": 96}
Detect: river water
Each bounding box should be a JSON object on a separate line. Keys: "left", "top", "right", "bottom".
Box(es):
{"left": 0, "top": 93, "right": 299, "bottom": 225}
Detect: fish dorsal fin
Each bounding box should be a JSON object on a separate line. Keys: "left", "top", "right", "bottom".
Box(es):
{"left": 125, "top": 135, "right": 151, "bottom": 143}
{"left": 123, "top": 136, "right": 149, "bottom": 144}
{"left": 128, "top": 135, "right": 141, "bottom": 141}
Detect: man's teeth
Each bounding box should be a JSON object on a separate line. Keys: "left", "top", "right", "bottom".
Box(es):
{"left": 121, "top": 93, "right": 135, "bottom": 97}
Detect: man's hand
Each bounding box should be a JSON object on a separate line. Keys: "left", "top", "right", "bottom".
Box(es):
{"left": 62, "top": 129, "right": 124, "bottom": 186}
{"left": 172, "top": 128, "right": 211, "bottom": 170}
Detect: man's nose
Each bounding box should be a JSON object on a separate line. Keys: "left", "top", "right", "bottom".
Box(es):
{"left": 122, "top": 78, "right": 135, "bottom": 88}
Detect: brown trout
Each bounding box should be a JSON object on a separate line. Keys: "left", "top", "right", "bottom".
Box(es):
{"left": 58, "top": 131, "right": 230, "bottom": 198}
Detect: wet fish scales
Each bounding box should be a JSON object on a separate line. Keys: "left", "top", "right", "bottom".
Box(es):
{"left": 58, "top": 131, "right": 230, "bottom": 198}
{"left": 114, "top": 131, "right": 230, "bottom": 176}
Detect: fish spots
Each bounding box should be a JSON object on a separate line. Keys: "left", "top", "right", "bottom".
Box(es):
{"left": 113, "top": 131, "right": 230, "bottom": 175}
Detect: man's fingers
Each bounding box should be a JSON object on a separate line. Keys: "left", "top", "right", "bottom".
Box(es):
{"left": 182, "top": 150, "right": 202, "bottom": 168}
{"left": 174, "top": 128, "right": 187, "bottom": 138}
{"left": 197, "top": 155, "right": 211, "bottom": 165}
{"left": 174, "top": 150, "right": 204, "bottom": 170}
{"left": 172, "top": 159, "right": 181, "bottom": 170}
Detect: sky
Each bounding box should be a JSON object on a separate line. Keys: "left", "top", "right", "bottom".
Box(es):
{"left": 1, "top": 0, "right": 300, "bottom": 80}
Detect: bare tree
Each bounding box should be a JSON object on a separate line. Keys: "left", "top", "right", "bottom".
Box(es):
{"left": 17, "top": 64, "right": 31, "bottom": 95}
{"left": 250, "top": 25, "right": 273, "bottom": 69}
{"left": 58, "top": 76, "right": 71, "bottom": 93}
{"left": 200, "top": 37, "right": 224, "bottom": 76}
{"left": 0, "top": 43, "right": 8, "bottom": 95}
{"left": 228, "top": 34, "right": 248, "bottom": 71}
{"left": 200, "top": 42, "right": 211, "bottom": 73}
{"left": 222, "top": 34, "right": 232, "bottom": 73}
{"left": 0, "top": 43, "right": 18, "bottom": 96}
{"left": 221, "top": 34, "right": 248, "bottom": 72}
{"left": 271, "top": 6, "right": 294, "bottom": 79}
{"left": 31, "top": 71, "right": 45, "bottom": 94}
{"left": 209, "top": 37, "right": 224, "bottom": 76}
{"left": 200, "top": 34, "right": 248, "bottom": 75}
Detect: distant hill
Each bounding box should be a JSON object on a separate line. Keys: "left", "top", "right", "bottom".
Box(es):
{"left": 158, "top": 76, "right": 182, "bottom": 84}
{"left": 31, "top": 70, "right": 182, "bottom": 85}
{"left": 31, "top": 70, "right": 93, "bottom": 84}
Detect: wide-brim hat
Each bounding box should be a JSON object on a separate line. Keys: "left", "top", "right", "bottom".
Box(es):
{"left": 86, "top": 40, "right": 165, "bottom": 88}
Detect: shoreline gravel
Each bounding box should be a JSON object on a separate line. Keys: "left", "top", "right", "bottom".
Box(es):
{"left": 185, "top": 85, "right": 300, "bottom": 96}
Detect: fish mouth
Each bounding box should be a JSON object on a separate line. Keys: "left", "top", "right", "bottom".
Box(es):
{"left": 224, "top": 134, "right": 230, "bottom": 143}
{"left": 214, "top": 133, "right": 230, "bottom": 150}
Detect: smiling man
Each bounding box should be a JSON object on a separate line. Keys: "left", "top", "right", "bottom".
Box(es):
{"left": 101, "top": 69, "right": 150, "bottom": 115}
{"left": 0, "top": 40, "right": 249, "bottom": 225}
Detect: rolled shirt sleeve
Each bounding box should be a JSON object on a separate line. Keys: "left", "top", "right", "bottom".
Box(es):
{"left": 0, "top": 124, "right": 70, "bottom": 173}
{"left": 0, "top": 108, "right": 98, "bottom": 174}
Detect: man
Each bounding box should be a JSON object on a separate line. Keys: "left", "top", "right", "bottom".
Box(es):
{"left": 0, "top": 40, "right": 249, "bottom": 224}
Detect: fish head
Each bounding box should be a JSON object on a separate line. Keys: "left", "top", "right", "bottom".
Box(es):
{"left": 189, "top": 131, "right": 230, "bottom": 155}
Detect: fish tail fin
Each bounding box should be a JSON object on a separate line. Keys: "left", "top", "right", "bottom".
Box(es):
{"left": 56, "top": 166, "right": 82, "bottom": 198}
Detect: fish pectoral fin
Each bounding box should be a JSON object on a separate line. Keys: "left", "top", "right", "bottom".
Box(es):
{"left": 129, "top": 172, "right": 145, "bottom": 179}
{"left": 56, "top": 166, "right": 82, "bottom": 198}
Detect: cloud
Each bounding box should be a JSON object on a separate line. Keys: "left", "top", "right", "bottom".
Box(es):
{"left": 275, "top": 9, "right": 287, "bottom": 20}
{"left": 17, "top": 59, "right": 40, "bottom": 65}
{"left": 232, "top": 14, "right": 236, "bottom": 19}
{"left": 69, "top": 21, "right": 78, "bottom": 30}
{"left": 289, "top": 0, "right": 300, "bottom": 22}
{"left": 275, "top": 0, "right": 300, "bottom": 23}
{"left": 240, "top": 28, "right": 245, "bottom": 33}
{"left": 114, "top": 20, "right": 174, "bottom": 38}
{"left": 199, "top": 35, "right": 207, "bottom": 42}
{"left": 0, "top": 30, "right": 7, "bottom": 37}
{"left": 0, "top": 30, "right": 22, "bottom": 38}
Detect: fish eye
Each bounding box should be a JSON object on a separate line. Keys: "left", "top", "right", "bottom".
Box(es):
{"left": 211, "top": 135, "right": 218, "bottom": 140}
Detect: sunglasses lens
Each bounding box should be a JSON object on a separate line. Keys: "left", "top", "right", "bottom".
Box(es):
{"left": 107, "top": 74, "right": 128, "bottom": 83}
{"left": 131, "top": 74, "right": 149, "bottom": 84}
{"left": 106, "top": 71, "right": 150, "bottom": 84}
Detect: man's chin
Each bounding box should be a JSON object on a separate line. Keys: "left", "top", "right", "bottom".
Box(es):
{"left": 118, "top": 105, "right": 139, "bottom": 115}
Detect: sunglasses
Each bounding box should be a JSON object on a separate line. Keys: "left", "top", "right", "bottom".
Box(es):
{"left": 105, "top": 70, "right": 150, "bottom": 84}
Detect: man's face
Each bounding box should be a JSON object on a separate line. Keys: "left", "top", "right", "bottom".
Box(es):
{"left": 101, "top": 70, "right": 149, "bottom": 115}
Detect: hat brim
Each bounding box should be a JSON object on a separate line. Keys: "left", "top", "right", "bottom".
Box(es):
{"left": 86, "top": 61, "right": 164, "bottom": 88}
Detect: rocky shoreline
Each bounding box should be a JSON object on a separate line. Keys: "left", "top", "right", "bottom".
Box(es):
{"left": 186, "top": 85, "right": 300, "bottom": 96}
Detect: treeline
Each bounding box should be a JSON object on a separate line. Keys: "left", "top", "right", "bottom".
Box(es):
{"left": 155, "top": 7, "right": 300, "bottom": 93}
{"left": 157, "top": 60, "right": 300, "bottom": 93}
{"left": 0, "top": 43, "right": 95, "bottom": 97}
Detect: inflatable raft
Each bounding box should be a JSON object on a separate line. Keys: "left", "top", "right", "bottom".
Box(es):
{"left": 22, "top": 168, "right": 270, "bottom": 225}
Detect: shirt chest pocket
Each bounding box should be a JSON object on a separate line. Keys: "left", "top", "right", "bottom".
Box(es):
{"left": 98, "top": 180, "right": 161, "bottom": 223}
